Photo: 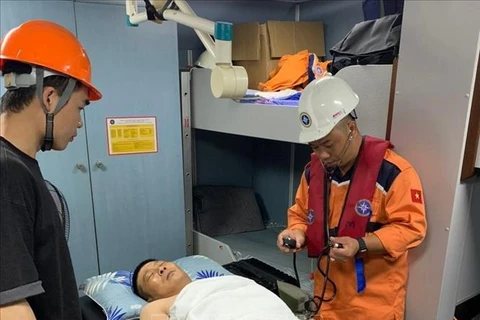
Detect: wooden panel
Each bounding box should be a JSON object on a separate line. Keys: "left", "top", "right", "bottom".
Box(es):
{"left": 461, "top": 52, "right": 480, "bottom": 180}
{"left": 386, "top": 58, "right": 398, "bottom": 141}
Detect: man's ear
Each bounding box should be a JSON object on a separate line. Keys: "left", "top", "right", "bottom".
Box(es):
{"left": 347, "top": 119, "right": 357, "bottom": 133}
{"left": 41, "top": 87, "right": 57, "bottom": 113}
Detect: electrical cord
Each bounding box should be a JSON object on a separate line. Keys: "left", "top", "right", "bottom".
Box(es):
{"left": 292, "top": 252, "right": 300, "bottom": 287}
{"left": 291, "top": 172, "right": 338, "bottom": 318}
{"left": 291, "top": 242, "right": 337, "bottom": 317}
{"left": 304, "top": 246, "right": 338, "bottom": 315}
{"left": 293, "top": 136, "right": 359, "bottom": 317}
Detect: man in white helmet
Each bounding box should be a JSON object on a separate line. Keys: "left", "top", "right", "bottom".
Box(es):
{"left": 277, "top": 76, "right": 427, "bottom": 320}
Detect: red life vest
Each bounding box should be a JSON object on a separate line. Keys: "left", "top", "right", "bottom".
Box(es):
{"left": 305, "top": 135, "right": 393, "bottom": 257}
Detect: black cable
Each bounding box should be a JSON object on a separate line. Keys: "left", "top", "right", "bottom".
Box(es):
{"left": 303, "top": 246, "right": 337, "bottom": 316}
{"left": 143, "top": 0, "right": 177, "bottom": 21}
{"left": 303, "top": 172, "right": 338, "bottom": 317}
{"left": 292, "top": 252, "right": 300, "bottom": 287}
{"left": 293, "top": 138, "right": 360, "bottom": 316}
{"left": 289, "top": 244, "right": 338, "bottom": 315}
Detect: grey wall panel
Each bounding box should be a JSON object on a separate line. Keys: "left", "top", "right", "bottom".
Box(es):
{"left": 336, "top": 65, "right": 392, "bottom": 140}
{"left": 455, "top": 183, "right": 480, "bottom": 304}
{"left": 391, "top": 1, "right": 480, "bottom": 319}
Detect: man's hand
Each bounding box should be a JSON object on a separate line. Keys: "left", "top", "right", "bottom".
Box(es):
{"left": 329, "top": 236, "right": 359, "bottom": 262}
{"left": 277, "top": 229, "right": 306, "bottom": 253}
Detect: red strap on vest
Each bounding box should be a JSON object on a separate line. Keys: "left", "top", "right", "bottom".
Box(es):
{"left": 305, "top": 136, "right": 393, "bottom": 257}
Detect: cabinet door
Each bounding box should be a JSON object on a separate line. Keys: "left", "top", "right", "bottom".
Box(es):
{"left": 0, "top": 1, "right": 100, "bottom": 286}
{"left": 36, "top": 122, "right": 100, "bottom": 286}
{"left": 74, "top": 2, "right": 186, "bottom": 273}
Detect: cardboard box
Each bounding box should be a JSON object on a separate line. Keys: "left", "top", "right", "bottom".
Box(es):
{"left": 232, "top": 21, "right": 325, "bottom": 90}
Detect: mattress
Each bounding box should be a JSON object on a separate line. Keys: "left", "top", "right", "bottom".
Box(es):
{"left": 214, "top": 227, "right": 315, "bottom": 296}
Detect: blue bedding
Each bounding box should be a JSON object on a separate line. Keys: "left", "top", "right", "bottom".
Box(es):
{"left": 236, "top": 89, "right": 302, "bottom": 106}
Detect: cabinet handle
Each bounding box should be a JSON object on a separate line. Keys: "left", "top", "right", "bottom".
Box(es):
{"left": 76, "top": 163, "right": 86, "bottom": 171}
{"left": 95, "top": 161, "right": 104, "bottom": 168}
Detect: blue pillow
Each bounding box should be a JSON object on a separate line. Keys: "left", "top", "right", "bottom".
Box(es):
{"left": 80, "top": 255, "right": 232, "bottom": 320}
{"left": 175, "top": 255, "right": 233, "bottom": 281}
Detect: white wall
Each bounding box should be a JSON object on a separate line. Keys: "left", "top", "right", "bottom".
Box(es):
{"left": 391, "top": 1, "right": 480, "bottom": 319}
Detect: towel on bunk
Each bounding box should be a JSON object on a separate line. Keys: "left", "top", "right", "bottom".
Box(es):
{"left": 254, "top": 89, "right": 299, "bottom": 100}
{"left": 238, "top": 89, "right": 300, "bottom": 101}
{"left": 235, "top": 89, "right": 302, "bottom": 106}
{"left": 169, "top": 275, "right": 299, "bottom": 320}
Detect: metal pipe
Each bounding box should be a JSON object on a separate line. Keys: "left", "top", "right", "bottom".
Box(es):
{"left": 163, "top": 9, "right": 214, "bottom": 35}
{"left": 172, "top": 0, "right": 215, "bottom": 58}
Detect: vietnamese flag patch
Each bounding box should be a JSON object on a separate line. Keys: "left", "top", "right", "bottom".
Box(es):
{"left": 411, "top": 189, "right": 423, "bottom": 204}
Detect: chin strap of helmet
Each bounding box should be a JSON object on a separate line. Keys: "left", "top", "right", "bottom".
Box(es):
{"left": 34, "top": 67, "right": 77, "bottom": 151}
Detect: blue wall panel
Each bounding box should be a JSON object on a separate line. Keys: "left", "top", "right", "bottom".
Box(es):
{"left": 194, "top": 130, "right": 253, "bottom": 188}
{"left": 194, "top": 130, "right": 302, "bottom": 226}
{"left": 177, "top": 1, "right": 296, "bottom": 67}
{"left": 74, "top": 2, "right": 186, "bottom": 273}
{"left": 178, "top": 1, "right": 296, "bottom": 50}
{"left": 300, "top": 0, "right": 364, "bottom": 58}
{"left": 293, "top": 144, "right": 312, "bottom": 202}
{"left": 252, "top": 139, "right": 291, "bottom": 225}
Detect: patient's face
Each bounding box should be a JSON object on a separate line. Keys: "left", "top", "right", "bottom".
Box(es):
{"left": 137, "top": 260, "right": 192, "bottom": 301}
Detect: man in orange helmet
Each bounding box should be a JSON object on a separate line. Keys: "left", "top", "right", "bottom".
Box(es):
{"left": 0, "top": 20, "right": 102, "bottom": 319}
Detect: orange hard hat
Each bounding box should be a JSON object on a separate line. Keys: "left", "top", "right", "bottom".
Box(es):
{"left": 0, "top": 20, "right": 102, "bottom": 101}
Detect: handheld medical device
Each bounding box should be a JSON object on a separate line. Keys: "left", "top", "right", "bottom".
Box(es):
{"left": 283, "top": 236, "right": 297, "bottom": 249}
{"left": 125, "top": 0, "right": 248, "bottom": 99}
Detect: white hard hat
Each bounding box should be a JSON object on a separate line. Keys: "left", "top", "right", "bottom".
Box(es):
{"left": 298, "top": 75, "right": 359, "bottom": 144}
{"left": 195, "top": 50, "right": 216, "bottom": 70}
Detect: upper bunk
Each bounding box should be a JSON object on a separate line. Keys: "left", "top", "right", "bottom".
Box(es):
{"left": 190, "top": 64, "right": 394, "bottom": 144}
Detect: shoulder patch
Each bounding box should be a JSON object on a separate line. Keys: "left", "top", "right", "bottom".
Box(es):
{"left": 377, "top": 159, "right": 401, "bottom": 193}
{"left": 384, "top": 149, "right": 412, "bottom": 172}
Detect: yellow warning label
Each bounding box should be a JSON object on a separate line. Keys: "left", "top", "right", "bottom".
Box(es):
{"left": 106, "top": 117, "right": 158, "bottom": 155}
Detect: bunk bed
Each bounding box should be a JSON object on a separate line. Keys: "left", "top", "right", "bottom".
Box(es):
{"left": 187, "top": 64, "right": 395, "bottom": 296}
{"left": 190, "top": 65, "right": 393, "bottom": 144}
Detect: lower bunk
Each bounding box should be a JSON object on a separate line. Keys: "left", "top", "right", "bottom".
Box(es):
{"left": 192, "top": 185, "right": 315, "bottom": 297}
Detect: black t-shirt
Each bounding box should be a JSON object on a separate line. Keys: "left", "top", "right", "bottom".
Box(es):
{"left": 0, "top": 137, "right": 81, "bottom": 320}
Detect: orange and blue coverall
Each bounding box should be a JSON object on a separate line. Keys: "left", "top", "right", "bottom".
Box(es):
{"left": 288, "top": 148, "right": 427, "bottom": 320}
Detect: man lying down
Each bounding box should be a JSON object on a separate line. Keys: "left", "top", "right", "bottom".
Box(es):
{"left": 132, "top": 259, "right": 300, "bottom": 320}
